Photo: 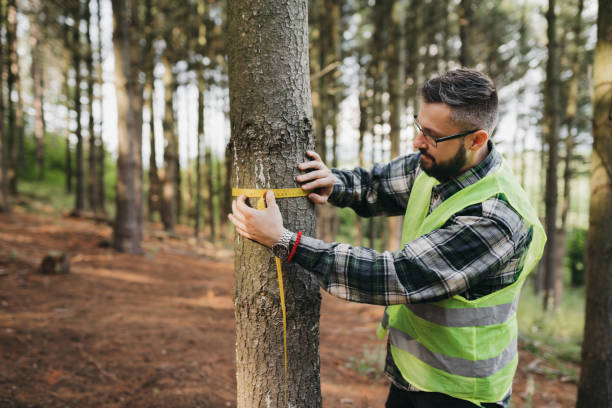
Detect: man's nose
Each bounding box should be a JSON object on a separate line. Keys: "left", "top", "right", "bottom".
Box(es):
{"left": 413, "top": 130, "right": 428, "bottom": 151}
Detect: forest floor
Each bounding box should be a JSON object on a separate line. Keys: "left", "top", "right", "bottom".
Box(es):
{"left": 0, "top": 204, "right": 579, "bottom": 407}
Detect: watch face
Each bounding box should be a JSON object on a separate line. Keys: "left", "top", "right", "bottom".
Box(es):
{"left": 273, "top": 244, "right": 290, "bottom": 260}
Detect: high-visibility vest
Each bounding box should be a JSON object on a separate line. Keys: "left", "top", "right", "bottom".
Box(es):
{"left": 377, "top": 161, "right": 546, "bottom": 405}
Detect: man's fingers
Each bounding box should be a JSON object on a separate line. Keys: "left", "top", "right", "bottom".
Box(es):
{"left": 228, "top": 213, "right": 248, "bottom": 232}
{"left": 298, "top": 160, "right": 322, "bottom": 171}
{"left": 234, "top": 226, "right": 255, "bottom": 241}
{"left": 265, "top": 190, "right": 277, "bottom": 209}
{"left": 308, "top": 193, "right": 327, "bottom": 204}
{"left": 236, "top": 194, "right": 257, "bottom": 216}
{"left": 296, "top": 169, "right": 327, "bottom": 183}
{"left": 305, "top": 150, "right": 321, "bottom": 161}
{"left": 301, "top": 177, "right": 333, "bottom": 191}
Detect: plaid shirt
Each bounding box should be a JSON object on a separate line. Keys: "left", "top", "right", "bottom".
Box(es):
{"left": 289, "top": 143, "right": 531, "bottom": 406}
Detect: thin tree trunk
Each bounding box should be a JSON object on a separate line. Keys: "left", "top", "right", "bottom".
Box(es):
{"left": 96, "top": 0, "right": 106, "bottom": 214}
{"left": 32, "top": 19, "right": 45, "bottom": 180}
{"left": 146, "top": 76, "right": 159, "bottom": 221}
{"left": 205, "top": 147, "right": 215, "bottom": 239}
{"left": 223, "top": 142, "right": 232, "bottom": 237}
{"left": 0, "top": 0, "right": 7, "bottom": 213}
{"left": 161, "top": 57, "right": 176, "bottom": 232}
{"left": 556, "top": 0, "right": 584, "bottom": 308}
{"left": 387, "top": 0, "right": 404, "bottom": 251}
{"left": 73, "top": 5, "right": 85, "bottom": 213}
{"left": 576, "top": 0, "right": 612, "bottom": 403}
{"left": 355, "top": 83, "right": 367, "bottom": 247}
{"left": 64, "top": 72, "right": 72, "bottom": 194}
{"left": 174, "top": 88, "right": 182, "bottom": 225}
{"left": 86, "top": 2, "right": 98, "bottom": 212}
{"left": 111, "top": 0, "right": 144, "bottom": 253}
{"left": 216, "top": 150, "right": 223, "bottom": 240}
{"left": 458, "top": 0, "right": 473, "bottom": 67}
{"left": 228, "top": 0, "right": 321, "bottom": 405}
{"left": 542, "top": 0, "right": 561, "bottom": 310}
{"left": 6, "top": 0, "right": 18, "bottom": 195}
{"left": 195, "top": 71, "right": 204, "bottom": 237}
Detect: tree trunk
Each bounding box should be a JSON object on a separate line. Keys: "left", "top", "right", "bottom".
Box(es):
{"left": 576, "top": 0, "right": 612, "bottom": 403}
{"left": 111, "top": 0, "right": 144, "bottom": 253}
{"left": 387, "top": 0, "right": 404, "bottom": 251}
{"left": 0, "top": 0, "right": 7, "bottom": 213}
{"left": 458, "top": 0, "right": 473, "bottom": 67}
{"left": 73, "top": 5, "right": 85, "bottom": 213}
{"left": 63, "top": 71, "right": 73, "bottom": 194}
{"left": 216, "top": 150, "right": 223, "bottom": 239}
{"left": 32, "top": 19, "right": 45, "bottom": 181}
{"left": 161, "top": 57, "right": 176, "bottom": 232}
{"left": 195, "top": 70, "right": 204, "bottom": 237}
{"left": 205, "top": 147, "right": 215, "bottom": 239}
{"left": 146, "top": 74, "right": 159, "bottom": 221}
{"left": 542, "top": 0, "right": 561, "bottom": 310}
{"left": 556, "top": 0, "right": 584, "bottom": 308}
{"left": 6, "top": 0, "right": 18, "bottom": 195}
{"left": 96, "top": 0, "right": 106, "bottom": 214}
{"left": 86, "top": 2, "right": 98, "bottom": 212}
{"left": 227, "top": 0, "right": 321, "bottom": 405}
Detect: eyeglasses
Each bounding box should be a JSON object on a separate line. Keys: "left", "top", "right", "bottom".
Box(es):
{"left": 413, "top": 115, "right": 480, "bottom": 147}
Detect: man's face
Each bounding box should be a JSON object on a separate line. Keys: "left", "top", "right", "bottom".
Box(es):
{"left": 413, "top": 102, "right": 469, "bottom": 182}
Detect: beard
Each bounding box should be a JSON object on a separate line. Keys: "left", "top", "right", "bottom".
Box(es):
{"left": 419, "top": 143, "right": 467, "bottom": 182}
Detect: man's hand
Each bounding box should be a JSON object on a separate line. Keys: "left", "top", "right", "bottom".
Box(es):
{"left": 296, "top": 151, "right": 335, "bottom": 204}
{"left": 228, "top": 190, "right": 284, "bottom": 248}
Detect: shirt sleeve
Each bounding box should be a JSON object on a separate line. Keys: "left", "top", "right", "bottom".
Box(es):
{"left": 289, "top": 196, "right": 532, "bottom": 305}
{"left": 327, "top": 154, "right": 421, "bottom": 217}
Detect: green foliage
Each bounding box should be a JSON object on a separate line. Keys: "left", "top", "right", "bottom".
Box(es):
{"left": 346, "top": 344, "right": 386, "bottom": 379}
{"left": 566, "top": 227, "right": 587, "bottom": 287}
{"left": 517, "top": 281, "right": 584, "bottom": 366}
{"left": 15, "top": 131, "right": 117, "bottom": 216}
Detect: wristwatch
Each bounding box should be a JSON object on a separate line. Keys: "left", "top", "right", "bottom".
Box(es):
{"left": 272, "top": 229, "right": 294, "bottom": 261}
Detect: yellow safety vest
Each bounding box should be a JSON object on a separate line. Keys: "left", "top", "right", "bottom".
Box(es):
{"left": 377, "top": 161, "right": 546, "bottom": 404}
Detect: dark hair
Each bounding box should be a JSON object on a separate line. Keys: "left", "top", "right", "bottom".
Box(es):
{"left": 420, "top": 69, "right": 498, "bottom": 135}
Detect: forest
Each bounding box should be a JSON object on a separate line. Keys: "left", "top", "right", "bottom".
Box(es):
{"left": 0, "top": 0, "right": 610, "bottom": 407}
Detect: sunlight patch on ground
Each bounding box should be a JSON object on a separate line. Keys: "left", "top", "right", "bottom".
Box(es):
{"left": 75, "top": 266, "right": 166, "bottom": 285}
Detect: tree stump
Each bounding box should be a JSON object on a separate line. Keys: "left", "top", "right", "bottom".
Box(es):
{"left": 40, "top": 251, "right": 70, "bottom": 275}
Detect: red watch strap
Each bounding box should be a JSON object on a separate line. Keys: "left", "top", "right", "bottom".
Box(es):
{"left": 286, "top": 230, "right": 302, "bottom": 263}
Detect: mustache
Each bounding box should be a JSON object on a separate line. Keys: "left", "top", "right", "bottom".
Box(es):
{"left": 419, "top": 149, "right": 435, "bottom": 162}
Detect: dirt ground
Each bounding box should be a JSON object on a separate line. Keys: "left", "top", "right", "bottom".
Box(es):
{"left": 0, "top": 208, "right": 578, "bottom": 407}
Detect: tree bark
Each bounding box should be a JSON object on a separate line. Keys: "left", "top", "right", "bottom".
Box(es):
{"left": 96, "top": 0, "right": 106, "bottom": 214}
{"left": 458, "top": 0, "right": 473, "bottom": 67}
{"left": 195, "top": 70, "right": 204, "bottom": 237}
{"left": 556, "top": 0, "right": 584, "bottom": 308}
{"left": 576, "top": 0, "right": 612, "bottom": 404}
{"left": 86, "top": 1, "right": 98, "bottom": 212}
{"left": 227, "top": 0, "right": 321, "bottom": 405}
{"left": 0, "top": 0, "right": 7, "bottom": 213}
{"left": 111, "top": 0, "right": 144, "bottom": 253}
{"left": 205, "top": 147, "right": 215, "bottom": 239}
{"left": 31, "top": 18, "right": 45, "bottom": 181}
{"left": 542, "top": 0, "right": 561, "bottom": 310}
{"left": 73, "top": 4, "right": 85, "bottom": 213}
{"left": 387, "top": 0, "right": 404, "bottom": 251}
{"left": 6, "top": 0, "right": 18, "bottom": 195}
{"left": 161, "top": 57, "right": 176, "bottom": 232}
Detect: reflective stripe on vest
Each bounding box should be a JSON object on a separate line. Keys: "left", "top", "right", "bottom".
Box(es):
{"left": 381, "top": 296, "right": 519, "bottom": 328}
{"left": 388, "top": 327, "right": 518, "bottom": 378}
{"left": 377, "top": 160, "right": 546, "bottom": 404}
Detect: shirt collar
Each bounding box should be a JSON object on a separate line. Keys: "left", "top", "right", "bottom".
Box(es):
{"left": 432, "top": 140, "right": 502, "bottom": 201}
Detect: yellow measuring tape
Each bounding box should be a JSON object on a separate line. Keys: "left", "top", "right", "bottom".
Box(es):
{"left": 232, "top": 187, "right": 308, "bottom": 397}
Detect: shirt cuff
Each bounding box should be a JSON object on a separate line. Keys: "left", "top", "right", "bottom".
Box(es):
{"left": 327, "top": 170, "right": 344, "bottom": 205}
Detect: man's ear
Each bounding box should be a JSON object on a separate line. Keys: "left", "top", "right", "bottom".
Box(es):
{"left": 467, "top": 130, "right": 488, "bottom": 151}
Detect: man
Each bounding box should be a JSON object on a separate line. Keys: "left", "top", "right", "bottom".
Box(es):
{"left": 228, "top": 69, "right": 546, "bottom": 407}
